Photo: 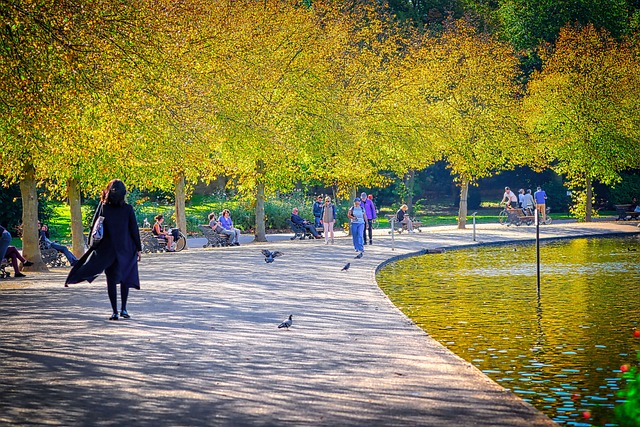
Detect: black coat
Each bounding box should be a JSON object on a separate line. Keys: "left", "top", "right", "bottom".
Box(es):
{"left": 66, "top": 203, "right": 142, "bottom": 288}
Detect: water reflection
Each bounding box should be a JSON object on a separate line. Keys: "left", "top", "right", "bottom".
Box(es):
{"left": 377, "top": 236, "right": 640, "bottom": 426}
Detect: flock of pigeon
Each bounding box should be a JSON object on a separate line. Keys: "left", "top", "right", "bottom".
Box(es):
{"left": 264, "top": 246, "right": 366, "bottom": 330}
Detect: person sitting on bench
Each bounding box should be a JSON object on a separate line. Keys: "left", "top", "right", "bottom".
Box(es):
{"left": 220, "top": 209, "right": 241, "bottom": 246}
{"left": 39, "top": 223, "right": 78, "bottom": 266}
{"left": 396, "top": 204, "right": 414, "bottom": 232}
{"left": 4, "top": 246, "right": 34, "bottom": 278}
{"left": 208, "top": 213, "right": 235, "bottom": 243}
{"left": 291, "top": 208, "right": 321, "bottom": 239}
{"left": 522, "top": 189, "right": 535, "bottom": 216}
{"left": 152, "top": 214, "right": 175, "bottom": 252}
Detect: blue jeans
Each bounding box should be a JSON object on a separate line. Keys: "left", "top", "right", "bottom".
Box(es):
{"left": 351, "top": 222, "right": 365, "bottom": 252}
{"left": 50, "top": 241, "right": 78, "bottom": 264}
{"left": 0, "top": 231, "right": 11, "bottom": 261}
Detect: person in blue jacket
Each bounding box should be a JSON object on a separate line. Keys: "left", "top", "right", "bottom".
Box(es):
{"left": 312, "top": 195, "right": 324, "bottom": 227}
{"left": 66, "top": 179, "right": 142, "bottom": 321}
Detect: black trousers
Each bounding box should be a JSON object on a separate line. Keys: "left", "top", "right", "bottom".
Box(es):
{"left": 363, "top": 219, "right": 373, "bottom": 243}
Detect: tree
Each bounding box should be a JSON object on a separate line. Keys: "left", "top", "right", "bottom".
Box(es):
{"left": 0, "top": 1, "right": 143, "bottom": 268}
{"left": 409, "top": 18, "right": 524, "bottom": 228}
{"left": 201, "top": 0, "right": 328, "bottom": 241}
{"left": 498, "top": 0, "right": 630, "bottom": 52}
{"left": 305, "top": 1, "right": 437, "bottom": 207}
{"left": 524, "top": 24, "right": 640, "bottom": 220}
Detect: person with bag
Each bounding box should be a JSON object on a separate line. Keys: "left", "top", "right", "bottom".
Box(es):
{"left": 65, "top": 179, "right": 142, "bottom": 321}
{"left": 320, "top": 196, "right": 336, "bottom": 245}
{"left": 347, "top": 197, "right": 367, "bottom": 254}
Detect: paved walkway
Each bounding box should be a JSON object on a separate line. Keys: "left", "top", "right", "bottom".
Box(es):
{"left": 1, "top": 221, "right": 638, "bottom": 426}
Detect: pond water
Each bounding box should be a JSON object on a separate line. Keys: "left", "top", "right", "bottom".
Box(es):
{"left": 377, "top": 235, "right": 640, "bottom": 426}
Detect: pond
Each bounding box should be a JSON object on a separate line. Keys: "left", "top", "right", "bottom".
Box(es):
{"left": 377, "top": 235, "right": 640, "bottom": 426}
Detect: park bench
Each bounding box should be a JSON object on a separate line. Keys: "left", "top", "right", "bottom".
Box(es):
{"left": 0, "top": 258, "right": 10, "bottom": 278}
{"left": 386, "top": 214, "right": 422, "bottom": 233}
{"left": 139, "top": 227, "right": 187, "bottom": 253}
{"left": 287, "top": 219, "right": 322, "bottom": 240}
{"left": 614, "top": 204, "right": 640, "bottom": 221}
{"left": 505, "top": 208, "right": 535, "bottom": 226}
{"left": 198, "top": 224, "right": 231, "bottom": 248}
{"left": 39, "top": 240, "right": 67, "bottom": 268}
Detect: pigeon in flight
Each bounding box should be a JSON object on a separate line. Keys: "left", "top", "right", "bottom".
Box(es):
{"left": 278, "top": 315, "right": 293, "bottom": 329}
{"left": 262, "top": 249, "right": 284, "bottom": 263}
{"left": 341, "top": 262, "right": 351, "bottom": 271}
{"left": 354, "top": 252, "right": 363, "bottom": 259}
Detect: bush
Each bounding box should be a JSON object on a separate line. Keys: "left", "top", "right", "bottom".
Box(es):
{"left": 609, "top": 172, "right": 640, "bottom": 207}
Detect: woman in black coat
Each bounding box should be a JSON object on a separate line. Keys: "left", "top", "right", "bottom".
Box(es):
{"left": 66, "top": 179, "right": 142, "bottom": 320}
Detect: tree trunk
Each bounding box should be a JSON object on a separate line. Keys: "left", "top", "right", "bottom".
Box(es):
{"left": 404, "top": 169, "right": 415, "bottom": 215}
{"left": 174, "top": 173, "right": 187, "bottom": 240}
{"left": 585, "top": 177, "right": 592, "bottom": 222}
{"left": 67, "top": 178, "right": 85, "bottom": 257}
{"left": 20, "top": 165, "right": 47, "bottom": 272}
{"left": 457, "top": 179, "right": 469, "bottom": 229}
{"left": 255, "top": 161, "right": 267, "bottom": 242}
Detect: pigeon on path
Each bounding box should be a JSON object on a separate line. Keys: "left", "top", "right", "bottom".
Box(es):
{"left": 262, "top": 249, "right": 284, "bottom": 263}
{"left": 341, "top": 262, "right": 351, "bottom": 271}
{"left": 278, "top": 315, "right": 293, "bottom": 329}
{"left": 354, "top": 252, "right": 363, "bottom": 259}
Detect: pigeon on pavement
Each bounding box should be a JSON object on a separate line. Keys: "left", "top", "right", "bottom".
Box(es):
{"left": 341, "top": 262, "right": 351, "bottom": 271}
{"left": 262, "top": 249, "right": 284, "bottom": 263}
{"left": 278, "top": 315, "right": 293, "bottom": 329}
{"left": 354, "top": 252, "right": 363, "bottom": 259}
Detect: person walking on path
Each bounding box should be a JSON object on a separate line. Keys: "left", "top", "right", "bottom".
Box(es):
{"left": 534, "top": 186, "right": 548, "bottom": 221}
{"left": 320, "top": 196, "right": 336, "bottom": 244}
{"left": 313, "top": 195, "right": 324, "bottom": 228}
{"left": 361, "top": 193, "right": 377, "bottom": 245}
{"left": 348, "top": 197, "right": 367, "bottom": 254}
{"left": 65, "top": 179, "right": 142, "bottom": 321}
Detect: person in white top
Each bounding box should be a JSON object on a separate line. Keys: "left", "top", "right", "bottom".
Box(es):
{"left": 501, "top": 187, "right": 518, "bottom": 208}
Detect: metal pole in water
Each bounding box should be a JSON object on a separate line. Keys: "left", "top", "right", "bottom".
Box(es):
{"left": 472, "top": 212, "right": 477, "bottom": 242}
{"left": 536, "top": 208, "right": 540, "bottom": 293}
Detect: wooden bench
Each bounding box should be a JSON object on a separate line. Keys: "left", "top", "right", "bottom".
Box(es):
{"left": 287, "top": 220, "right": 322, "bottom": 240}
{"left": 198, "top": 224, "right": 231, "bottom": 248}
{"left": 386, "top": 214, "right": 422, "bottom": 233}
{"left": 505, "top": 208, "right": 535, "bottom": 226}
{"left": 615, "top": 204, "right": 640, "bottom": 221}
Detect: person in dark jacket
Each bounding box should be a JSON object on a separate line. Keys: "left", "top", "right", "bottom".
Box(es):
{"left": 312, "top": 196, "right": 324, "bottom": 227}
{"left": 291, "top": 208, "right": 321, "bottom": 238}
{"left": 65, "top": 179, "right": 142, "bottom": 320}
